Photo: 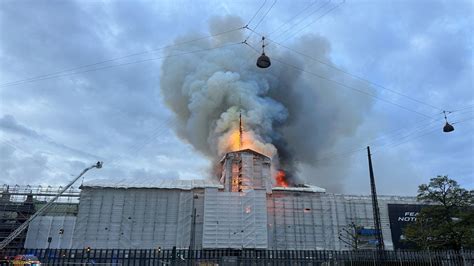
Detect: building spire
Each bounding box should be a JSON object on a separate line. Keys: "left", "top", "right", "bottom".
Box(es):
{"left": 239, "top": 111, "right": 243, "bottom": 150}
{"left": 239, "top": 95, "right": 243, "bottom": 150}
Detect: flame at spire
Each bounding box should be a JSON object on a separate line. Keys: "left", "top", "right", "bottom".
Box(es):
{"left": 239, "top": 111, "right": 243, "bottom": 149}
{"left": 218, "top": 116, "right": 277, "bottom": 158}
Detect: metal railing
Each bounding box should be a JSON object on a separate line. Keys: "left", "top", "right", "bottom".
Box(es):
{"left": 0, "top": 248, "right": 472, "bottom": 265}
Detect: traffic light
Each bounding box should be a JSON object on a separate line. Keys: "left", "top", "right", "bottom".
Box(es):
{"left": 86, "top": 247, "right": 91, "bottom": 253}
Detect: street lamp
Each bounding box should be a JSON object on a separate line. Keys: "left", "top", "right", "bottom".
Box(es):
{"left": 443, "top": 111, "right": 454, "bottom": 133}
{"left": 256, "top": 37, "right": 271, "bottom": 68}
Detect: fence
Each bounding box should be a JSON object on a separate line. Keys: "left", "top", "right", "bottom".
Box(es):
{"left": 1, "top": 248, "right": 472, "bottom": 265}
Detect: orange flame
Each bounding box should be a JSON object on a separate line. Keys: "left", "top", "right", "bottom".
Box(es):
{"left": 222, "top": 127, "right": 275, "bottom": 157}
{"left": 275, "top": 169, "right": 289, "bottom": 187}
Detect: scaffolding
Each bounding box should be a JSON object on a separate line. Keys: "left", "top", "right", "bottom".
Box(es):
{"left": 0, "top": 184, "right": 80, "bottom": 203}
{"left": 266, "top": 191, "right": 418, "bottom": 250}
{"left": 0, "top": 184, "right": 80, "bottom": 249}
{"left": 221, "top": 149, "right": 272, "bottom": 193}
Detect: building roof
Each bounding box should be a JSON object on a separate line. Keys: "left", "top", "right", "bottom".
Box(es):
{"left": 81, "top": 178, "right": 327, "bottom": 193}
{"left": 220, "top": 148, "right": 271, "bottom": 163}
{"left": 272, "top": 184, "right": 326, "bottom": 193}
{"left": 82, "top": 178, "right": 223, "bottom": 190}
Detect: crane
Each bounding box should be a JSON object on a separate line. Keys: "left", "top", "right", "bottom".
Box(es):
{"left": 0, "top": 161, "right": 103, "bottom": 249}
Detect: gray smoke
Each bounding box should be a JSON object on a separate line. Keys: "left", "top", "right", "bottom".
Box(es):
{"left": 160, "top": 16, "right": 373, "bottom": 191}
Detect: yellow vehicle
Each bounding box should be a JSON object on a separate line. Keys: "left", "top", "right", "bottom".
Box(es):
{"left": 12, "top": 254, "right": 41, "bottom": 265}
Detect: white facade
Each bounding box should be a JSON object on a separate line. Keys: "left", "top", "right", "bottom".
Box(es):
{"left": 23, "top": 150, "right": 418, "bottom": 250}
{"left": 24, "top": 216, "right": 76, "bottom": 249}
{"left": 71, "top": 188, "right": 198, "bottom": 249}
{"left": 202, "top": 189, "right": 268, "bottom": 249}
{"left": 24, "top": 184, "right": 417, "bottom": 250}
{"left": 266, "top": 191, "right": 417, "bottom": 250}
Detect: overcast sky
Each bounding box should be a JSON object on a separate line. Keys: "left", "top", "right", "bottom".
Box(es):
{"left": 0, "top": 0, "right": 472, "bottom": 195}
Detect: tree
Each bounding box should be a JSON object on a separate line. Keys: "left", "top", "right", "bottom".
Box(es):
{"left": 338, "top": 222, "right": 362, "bottom": 250}
{"left": 404, "top": 175, "right": 474, "bottom": 251}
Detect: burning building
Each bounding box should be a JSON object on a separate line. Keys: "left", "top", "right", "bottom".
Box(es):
{"left": 15, "top": 147, "right": 419, "bottom": 251}
{"left": 4, "top": 16, "right": 424, "bottom": 251}
{"left": 220, "top": 149, "right": 272, "bottom": 193}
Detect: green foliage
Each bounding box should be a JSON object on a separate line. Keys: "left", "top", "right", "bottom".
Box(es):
{"left": 404, "top": 176, "right": 474, "bottom": 251}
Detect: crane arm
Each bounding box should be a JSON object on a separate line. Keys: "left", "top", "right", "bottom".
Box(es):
{"left": 0, "top": 161, "right": 103, "bottom": 249}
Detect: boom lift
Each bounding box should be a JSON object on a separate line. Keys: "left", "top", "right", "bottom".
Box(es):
{"left": 0, "top": 161, "right": 103, "bottom": 249}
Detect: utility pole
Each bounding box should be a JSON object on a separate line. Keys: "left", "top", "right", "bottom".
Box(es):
{"left": 367, "top": 146, "right": 384, "bottom": 251}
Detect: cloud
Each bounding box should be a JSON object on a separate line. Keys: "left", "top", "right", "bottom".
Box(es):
{"left": 0, "top": 114, "right": 40, "bottom": 138}
{"left": 0, "top": 0, "right": 471, "bottom": 194}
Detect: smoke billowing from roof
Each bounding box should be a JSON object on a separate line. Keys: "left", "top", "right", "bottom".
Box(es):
{"left": 160, "top": 16, "right": 373, "bottom": 191}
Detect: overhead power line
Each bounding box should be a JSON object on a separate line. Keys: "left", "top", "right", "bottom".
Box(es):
{"left": 280, "top": 0, "right": 345, "bottom": 42}
{"left": 310, "top": 117, "right": 438, "bottom": 163}
{"left": 1, "top": 42, "right": 241, "bottom": 87}
{"left": 107, "top": 117, "right": 174, "bottom": 167}
{"left": 0, "top": 138, "right": 71, "bottom": 177}
{"left": 267, "top": 0, "right": 320, "bottom": 38}
{"left": 245, "top": 0, "right": 278, "bottom": 42}
{"left": 371, "top": 125, "right": 440, "bottom": 154}
{"left": 311, "top": 114, "right": 472, "bottom": 163}
{"left": 245, "top": 27, "right": 444, "bottom": 113}
{"left": 448, "top": 105, "right": 474, "bottom": 113}
{"left": 452, "top": 116, "right": 474, "bottom": 125}
{"left": 308, "top": 112, "right": 469, "bottom": 164}
{"left": 271, "top": 0, "right": 332, "bottom": 41}
{"left": 0, "top": 27, "right": 244, "bottom": 88}
{"left": 253, "top": 0, "right": 278, "bottom": 31}
{"left": 244, "top": 42, "right": 434, "bottom": 119}
{"left": 246, "top": 0, "right": 268, "bottom": 27}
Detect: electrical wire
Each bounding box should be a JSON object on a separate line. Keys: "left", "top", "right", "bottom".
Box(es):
{"left": 246, "top": 27, "right": 445, "bottom": 113}
{"left": 280, "top": 0, "right": 345, "bottom": 42}
{"left": 452, "top": 116, "right": 474, "bottom": 124}
{"left": 372, "top": 122, "right": 448, "bottom": 154}
{"left": 243, "top": 40, "right": 472, "bottom": 164}
{"left": 253, "top": 0, "right": 278, "bottom": 31}
{"left": 448, "top": 105, "right": 474, "bottom": 113}
{"left": 310, "top": 114, "right": 472, "bottom": 164}
{"left": 370, "top": 118, "right": 440, "bottom": 144}
{"left": 312, "top": 147, "right": 366, "bottom": 163}
{"left": 244, "top": 0, "right": 278, "bottom": 42}
{"left": 246, "top": 0, "right": 268, "bottom": 27}
{"left": 0, "top": 138, "right": 71, "bottom": 177}
{"left": 267, "top": 0, "right": 320, "bottom": 38}
{"left": 371, "top": 125, "right": 440, "bottom": 153}
{"left": 261, "top": 0, "right": 440, "bottom": 116}
{"left": 0, "top": 114, "right": 176, "bottom": 185}
{"left": 244, "top": 41, "right": 435, "bottom": 119}
{"left": 107, "top": 117, "right": 174, "bottom": 167}
{"left": 310, "top": 117, "right": 440, "bottom": 163}
{"left": 0, "top": 42, "right": 241, "bottom": 87}
{"left": 373, "top": 122, "right": 440, "bottom": 151}
{"left": 450, "top": 109, "right": 474, "bottom": 117}
{"left": 0, "top": 27, "right": 245, "bottom": 88}
{"left": 271, "top": 0, "right": 332, "bottom": 41}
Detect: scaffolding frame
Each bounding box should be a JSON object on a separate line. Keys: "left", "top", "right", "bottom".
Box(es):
{"left": 0, "top": 184, "right": 81, "bottom": 249}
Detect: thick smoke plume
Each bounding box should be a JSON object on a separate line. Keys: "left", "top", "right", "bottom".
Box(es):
{"left": 160, "top": 16, "right": 373, "bottom": 191}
